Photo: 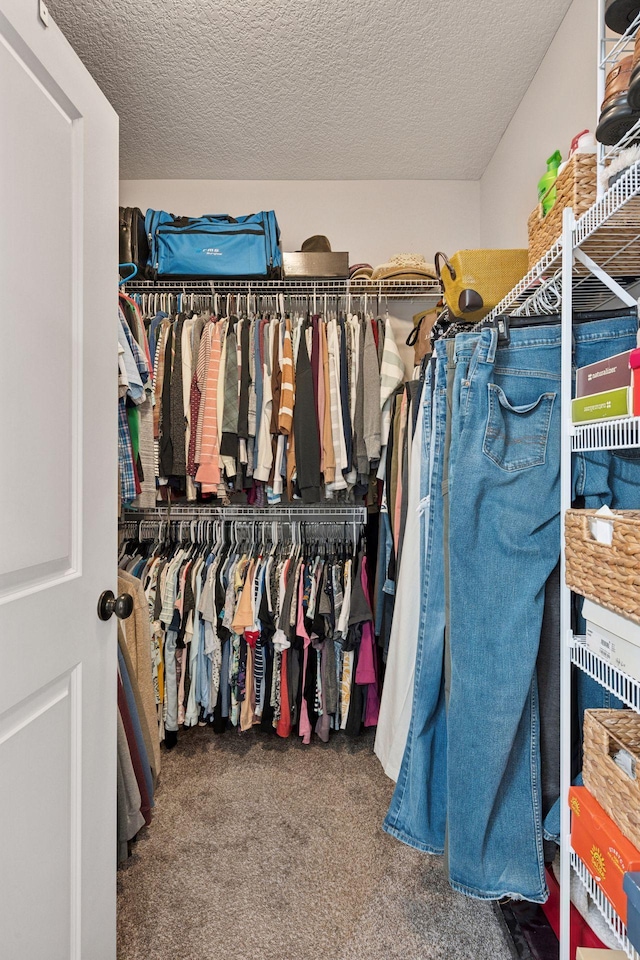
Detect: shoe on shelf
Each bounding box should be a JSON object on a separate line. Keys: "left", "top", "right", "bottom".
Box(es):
{"left": 606, "top": 0, "right": 640, "bottom": 35}
{"left": 596, "top": 55, "right": 640, "bottom": 145}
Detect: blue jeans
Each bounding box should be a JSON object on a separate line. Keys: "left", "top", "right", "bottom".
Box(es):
{"left": 383, "top": 342, "right": 451, "bottom": 852}
{"left": 375, "top": 508, "right": 395, "bottom": 640}
{"left": 447, "top": 312, "right": 640, "bottom": 902}
{"left": 448, "top": 333, "right": 482, "bottom": 496}
{"left": 448, "top": 324, "right": 562, "bottom": 902}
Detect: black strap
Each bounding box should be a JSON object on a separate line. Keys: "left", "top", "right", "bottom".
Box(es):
{"left": 434, "top": 251, "right": 455, "bottom": 281}
{"left": 406, "top": 316, "right": 422, "bottom": 347}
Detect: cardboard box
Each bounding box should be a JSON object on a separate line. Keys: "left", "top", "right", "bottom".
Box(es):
{"left": 572, "top": 386, "right": 632, "bottom": 424}
{"left": 576, "top": 349, "right": 633, "bottom": 398}
{"left": 583, "top": 598, "right": 640, "bottom": 682}
{"left": 576, "top": 950, "right": 628, "bottom": 959}
{"left": 624, "top": 872, "right": 640, "bottom": 953}
{"left": 283, "top": 252, "right": 349, "bottom": 278}
{"left": 570, "top": 786, "right": 640, "bottom": 924}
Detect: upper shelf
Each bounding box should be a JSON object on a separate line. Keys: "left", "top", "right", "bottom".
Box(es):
{"left": 484, "top": 160, "right": 640, "bottom": 323}
{"left": 122, "top": 277, "right": 443, "bottom": 300}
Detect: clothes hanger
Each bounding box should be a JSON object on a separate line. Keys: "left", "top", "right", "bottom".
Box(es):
{"left": 119, "top": 262, "right": 137, "bottom": 286}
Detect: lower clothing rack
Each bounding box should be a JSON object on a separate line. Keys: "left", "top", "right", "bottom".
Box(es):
{"left": 122, "top": 504, "right": 367, "bottom": 522}
{"left": 121, "top": 504, "right": 369, "bottom": 541}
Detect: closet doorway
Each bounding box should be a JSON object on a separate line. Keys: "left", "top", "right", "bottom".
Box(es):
{"left": 0, "top": 2, "right": 119, "bottom": 958}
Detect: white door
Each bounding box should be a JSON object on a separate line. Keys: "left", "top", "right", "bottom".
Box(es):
{"left": 0, "top": 1, "right": 118, "bottom": 958}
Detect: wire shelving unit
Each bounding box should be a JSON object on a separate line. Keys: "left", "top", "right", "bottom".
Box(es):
{"left": 481, "top": 117, "right": 640, "bottom": 958}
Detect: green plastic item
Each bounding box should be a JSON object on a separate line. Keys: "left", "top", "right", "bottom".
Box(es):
{"left": 537, "top": 150, "right": 563, "bottom": 217}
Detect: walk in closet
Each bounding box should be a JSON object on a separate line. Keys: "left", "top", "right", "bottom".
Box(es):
{"left": 4, "top": 0, "right": 640, "bottom": 959}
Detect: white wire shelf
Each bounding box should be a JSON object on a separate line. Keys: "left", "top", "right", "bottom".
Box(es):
{"left": 122, "top": 277, "right": 442, "bottom": 300}
{"left": 571, "top": 851, "right": 640, "bottom": 959}
{"left": 123, "top": 504, "right": 368, "bottom": 521}
{"left": 484, "top": 160, "right": 640, "bottom": 323}
{"left": 482, "top": 241, "right": 564, "bottom": 323}
{"left": 576, "top": 159, "right": 640, "bottom": 254}
{"left": 571, "top": 640, "right": 640, "bottom": 711}
{"left": 600, "top": 12, "right": 640, "bottom": 66}
{"left": 602, "top": 115, "right": 640, "bottom": 166}
{"left": 571, "top": 416, "right": 640, "bottom": 451}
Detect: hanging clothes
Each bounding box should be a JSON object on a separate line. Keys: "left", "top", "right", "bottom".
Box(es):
{"left": 126, "top": 293, "right": 406, "bottom": 508}
{"left": 119, "top": 519, "right": 379, "bottom": 746}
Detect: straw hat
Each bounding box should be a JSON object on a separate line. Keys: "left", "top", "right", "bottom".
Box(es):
{"left": 371, "top": 254, "right": 437, "bottom": 281}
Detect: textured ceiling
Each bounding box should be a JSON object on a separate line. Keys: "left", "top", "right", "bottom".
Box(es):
{"left": 48, "top": 0, "right": 573, "bottom": 180}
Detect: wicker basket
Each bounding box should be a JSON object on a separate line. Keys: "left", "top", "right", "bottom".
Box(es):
{"left": 583, "top": 709, "right": 640, "bottom": 849}
{"left": 527, "top": 154, "right": 597, "bottom": 268}
{"left": 565, "top": 509, "right": 640, "bottom": 624}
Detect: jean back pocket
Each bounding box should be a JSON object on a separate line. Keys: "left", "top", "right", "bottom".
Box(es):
{"left": 483, "top": 383, "right": 556, "bottom": 473}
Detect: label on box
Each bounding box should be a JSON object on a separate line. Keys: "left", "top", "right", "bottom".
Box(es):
{"left": 583, "top": 599, "right": 640, "bottom": 646}
{"left": 584, "top": 624, "right": 640, "bottom": 682}
{"left": 572, "top": 386, "right": 631, "bottom": 424}
{"left": 576, "top": 350, "right": 633, "bottom": 398}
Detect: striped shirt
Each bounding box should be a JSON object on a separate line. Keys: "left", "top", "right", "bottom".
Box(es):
{"left": 194, "top": 320, "right": 212, "bottom": 464}
{"left": 195, "top": 321, "right": 222, "bottom": 490}
{"left": 278, "top": 316, "right": 295, "bottom": 435}
{"left": 380, "top": 318, "right": 406, "bottom": 448}
{"left": 325, "top": 318, "right": 348, "bottom": 490}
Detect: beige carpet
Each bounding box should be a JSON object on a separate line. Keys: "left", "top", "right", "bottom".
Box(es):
{"left": 117, "top": 728, "right": 515, "bottom": 960}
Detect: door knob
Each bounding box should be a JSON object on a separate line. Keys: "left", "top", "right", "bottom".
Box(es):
{"left": 97, "top": 590, "right": 134, "bottom": 621}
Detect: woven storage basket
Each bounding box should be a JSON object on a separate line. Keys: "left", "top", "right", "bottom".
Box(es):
{"left": 528, "top": 154, "right": 597, "bottom": 268}
{"left": 565, "top": 509, "right": 640, "bottom": 624}
{"left": 583, "top": 709, "right": 640, "bottom": 849}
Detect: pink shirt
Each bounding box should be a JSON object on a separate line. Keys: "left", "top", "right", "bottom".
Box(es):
{"left": 355, "top": 556, "right": 380, "bottom": 727}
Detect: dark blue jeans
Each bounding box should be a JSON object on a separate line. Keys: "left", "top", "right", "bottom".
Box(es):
{"left": 383, "top": 338, "right": 475, "bottom": 853}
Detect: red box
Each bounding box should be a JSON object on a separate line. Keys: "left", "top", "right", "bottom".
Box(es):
{"left": 543, "top": 865, "right": 608, "bottom": 957}
{"left": 630, "top": 348, "right": 640, "bottom": 417}
{"left": 570, "top": 785, "right": 640, "bottom": 924}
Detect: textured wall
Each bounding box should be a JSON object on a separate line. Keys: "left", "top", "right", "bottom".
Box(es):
{"left": 480, "top": 0, "right": 597, "bottom": 249}
{"left": 119, "top": 178, "right": 481, "bottom": 268}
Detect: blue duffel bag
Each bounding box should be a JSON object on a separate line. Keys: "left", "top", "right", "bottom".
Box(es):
{"left": 145, "top": 209, "right": 282, "bottom": 278}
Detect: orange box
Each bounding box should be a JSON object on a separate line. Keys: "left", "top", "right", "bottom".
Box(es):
{"left": 570, "top": 785, "right": 640, "bottom": 924}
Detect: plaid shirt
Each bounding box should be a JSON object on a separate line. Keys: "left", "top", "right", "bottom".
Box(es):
{"left": 118, "top": 397, "right": 137, "bottom": 503}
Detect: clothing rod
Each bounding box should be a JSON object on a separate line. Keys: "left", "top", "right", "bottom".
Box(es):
{"left": 123, "top": 505, "right": 368, "bottom": 521}
{"left": 122, "top": 279, "right": 441, "bottom": 298}
{"left": 120, "top": 519, "right": 366, "bottom": 531}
